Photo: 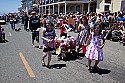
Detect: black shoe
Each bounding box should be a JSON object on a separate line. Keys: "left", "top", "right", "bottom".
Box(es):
{"left": 42, "top": 63, "right": 46, "bottom": 67}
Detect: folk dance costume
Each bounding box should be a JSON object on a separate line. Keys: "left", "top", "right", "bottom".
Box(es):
{"left": 76, "top": 25, "right": 89, "bottom": 46}
{"left": 85, "top": 33, "right": 103, "bottom": 61}
{"left": 42, "top": 28, "right": 56, "bottom": 54}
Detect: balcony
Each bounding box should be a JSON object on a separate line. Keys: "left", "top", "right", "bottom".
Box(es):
{"left": 40, "top": 0, "right": 90, "bottom": 5}
{"left": 53, "top": 0, "right": 89, "bottom": 3}
{"left": 58, "top": 0, "right": 87, "bottom": 1}
{"left": 21, "top": 0, "right": 26, "bottom": 2}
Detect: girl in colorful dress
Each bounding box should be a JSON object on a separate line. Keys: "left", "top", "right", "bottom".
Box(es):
{"left": 76, "top": 16, "right": 90, "bottom": 54}
{"left": 41, "top": 20, "right": 56, "bottom": 68}
{"left": 85, "top": 24, "right": 105, "bottom": 71}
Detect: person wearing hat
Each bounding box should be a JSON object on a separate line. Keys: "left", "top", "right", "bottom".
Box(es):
{"left": 29, "top": 11, "right": 41, "bottom": 48}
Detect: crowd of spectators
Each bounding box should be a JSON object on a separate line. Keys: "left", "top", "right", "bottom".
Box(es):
{"left": 40, "top": 10, "right": 125, "bottom": 46}
{"left": 1, "top": 10, "right": 125, "bottom": 46}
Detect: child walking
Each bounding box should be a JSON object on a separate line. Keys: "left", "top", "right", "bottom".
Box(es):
{"left": 85, "top": 24, "right": 105, "bottom": 71}
{"left": 76, "top": 16, "right": 90, "bottom": 54}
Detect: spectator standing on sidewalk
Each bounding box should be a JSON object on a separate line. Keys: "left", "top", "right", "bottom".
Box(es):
{"left": 24, "top": 14, "right": 29, "bottom": 31}
{"left": 10, "top": 14, "right": 16, "bottom": 30}
{"left": 29, "top": 11, "right": 40, "bottom": 48}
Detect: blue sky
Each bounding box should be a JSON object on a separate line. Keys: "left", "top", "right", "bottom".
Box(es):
{"left": 0, "top": 0, "right": 22, "bottom": 14}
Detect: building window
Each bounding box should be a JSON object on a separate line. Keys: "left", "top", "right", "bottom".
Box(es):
{"left": 96, "top": 0, "right": 99, "bottom": 9}
{"left": 105, "top": 0, "right": 111, "bottom": 3}
{"left": 50, "top": 0, "right": 53, "bottom": 3}
{"left": 46, "top": 0, "right": 49, "bottom": 4}
{"left": 55, "top": 0, "right": 58, "bottom": 2}
{"left": 104, "top": 5, "right": 110, "bottom": 11}
{"left": 76, "top": 5, "right": 80, "bottom": 12}
{"left": 70, "top": 6, "right": 74, "bottom": 12}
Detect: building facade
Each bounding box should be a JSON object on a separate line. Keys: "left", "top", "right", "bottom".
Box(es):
{"left": 20, "top": 0, "right": 125, "bottom": 15}
{"left": 21, "top": 0, "right": 40, "bottom": 14}
{"left": 39, "top": 0, "right": 96, "bottom": 15}
{"left": 96, "top": 0, "right": 125, "bottom": 13}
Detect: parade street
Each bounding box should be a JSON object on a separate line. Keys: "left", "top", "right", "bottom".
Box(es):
{"left": 0, "top": 23, "right": 125, "bottom": 83}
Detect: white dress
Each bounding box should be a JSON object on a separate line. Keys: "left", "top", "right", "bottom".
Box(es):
{"left": 85, "top": 33, "right": 103, "bottom": 61}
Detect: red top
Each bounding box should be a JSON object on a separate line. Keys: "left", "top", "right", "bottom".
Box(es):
{"left": 60, "top": 24, "right": 68, "bottom": 34}
{"left": 60, "top": 28, "right": 66, "bottom": 34}
{"left": 60, "top": 21, "right": 63, "bottom": 26}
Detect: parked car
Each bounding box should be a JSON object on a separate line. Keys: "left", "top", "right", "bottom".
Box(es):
{"left": 0, "top": 16, "right": 6, "bottom": 25}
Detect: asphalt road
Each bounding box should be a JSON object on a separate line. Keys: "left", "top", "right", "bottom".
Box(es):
{"left": 0, "top": 23, "right": 125, "bottom": 83}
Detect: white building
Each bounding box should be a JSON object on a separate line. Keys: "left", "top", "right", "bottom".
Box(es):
{"left": 39, "top": 0, "right": 96, "bottom": 15}
{"left": 96, "top": 0, "right": 125, "bottom": 13}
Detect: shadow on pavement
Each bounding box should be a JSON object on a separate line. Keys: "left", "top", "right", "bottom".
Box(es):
{"left": 0, "top": 40, "right": 8, "bottom": 43}
{"left": 60, "top": 52, "right": 85, "bottom": 61}
{"left": 63, "top": 56, "right": 79, "bottom": 61}
{"left": 35, "top": 46, "right": 42, "bottom": 49}
{"left": 51, "top": 64, "right": 66, "bottom": 69}
{"left": 90, "top": 68, "right": 111, "bottom": 75}
{"left": 77, "top": 53, "right": 85, "bottom": 58}
{"left": 75, "top": 60, "right": 111, "bottom": 75}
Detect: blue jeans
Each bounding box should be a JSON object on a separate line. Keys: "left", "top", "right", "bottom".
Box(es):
{"left": 11, "top": 22, "right": 15, "bottom": 30}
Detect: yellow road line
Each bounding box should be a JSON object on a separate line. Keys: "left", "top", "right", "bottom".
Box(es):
{"left": 19, "top": 52, "right": 35, "bottom": 78}
{"left": 9, "top": 32, "right": 12, "bottom": 36}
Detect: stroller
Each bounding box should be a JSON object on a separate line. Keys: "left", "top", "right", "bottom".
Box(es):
{"left": 56, "top": 36, "right": 77, "bottom": 60}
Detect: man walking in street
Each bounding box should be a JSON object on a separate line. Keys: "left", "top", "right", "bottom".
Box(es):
{"left": 24, "top": 14, "right": 29, "bottom": 31}
{"left": 29, "top": 11, "right": 41, "bottom": 48}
